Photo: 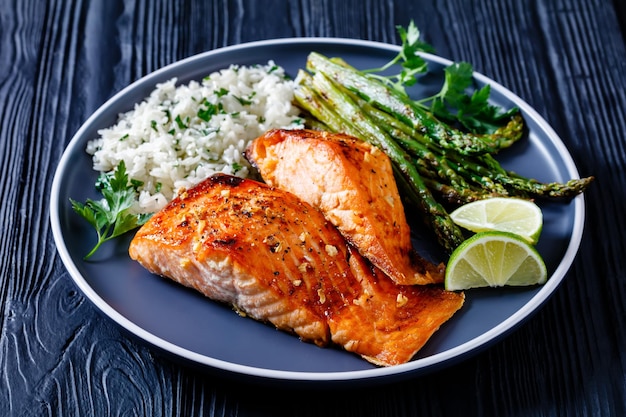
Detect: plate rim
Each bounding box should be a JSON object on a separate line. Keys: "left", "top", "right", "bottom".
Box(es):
{"left": 50, "top": 36, "right": 586, "bottom": 383}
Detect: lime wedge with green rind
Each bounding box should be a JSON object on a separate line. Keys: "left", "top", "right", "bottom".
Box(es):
{"left": 445, "top": 231, "right": 547, "bottom": 291}
{"left": 450, "top": 197, "right": 543, "bottom": 245}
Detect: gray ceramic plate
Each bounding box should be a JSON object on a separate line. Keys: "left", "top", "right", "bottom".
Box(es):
{"left": 50, "top": 38, "right": 586, "bottom": 384}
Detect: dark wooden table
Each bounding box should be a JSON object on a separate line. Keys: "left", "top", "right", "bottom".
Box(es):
{"left": 2, "top": 0, "right": 625, "bottom": 415}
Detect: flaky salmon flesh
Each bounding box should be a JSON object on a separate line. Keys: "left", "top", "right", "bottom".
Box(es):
{"left": 129, "top": 174, "right": 464, "bottom": 366}
{"left": 246, "top": 129, "right": 445, "bottom": 285}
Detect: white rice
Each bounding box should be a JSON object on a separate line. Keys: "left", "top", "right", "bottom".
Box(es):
{"left": 86, "top": 61, "right": 303, "bottom": 213}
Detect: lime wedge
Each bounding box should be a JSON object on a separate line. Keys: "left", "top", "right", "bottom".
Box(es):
{"left": 445, "top": 231, "right": 547, "bottom": 291}
{"left": 450, "top": 197, "right": 543, "bottom": 244}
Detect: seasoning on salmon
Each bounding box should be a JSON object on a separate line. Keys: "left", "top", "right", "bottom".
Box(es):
{"left": 128, "top": 174, "right": 464, "bottom": 366}
{"left": 246, "top": 129, "right": 445, "bottom": 285}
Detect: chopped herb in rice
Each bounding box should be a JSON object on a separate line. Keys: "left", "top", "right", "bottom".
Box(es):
{"left": 86, "top": 61, "right": 303, "bottom": 214}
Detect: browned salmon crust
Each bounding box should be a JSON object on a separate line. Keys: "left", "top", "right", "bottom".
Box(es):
{"left": 129, "top": 174, "right": 464, "bottom": 366}
{"left": 246, "top": 129, "right": 445, "bottom": 285}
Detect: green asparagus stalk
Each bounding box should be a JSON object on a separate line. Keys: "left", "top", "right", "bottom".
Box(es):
{"left": 444, "top": 151, "right": 594, "bottom": 199}
{"left": 421, "top": 177, "right": 500, "bottom": 204}
{"left": 335, "top": 72, "right": 592, "bottom": 200}
{"left": 306, "top": 52, "right": 524, "bottom": 156}
{"left": 346, "top": 92, "right": 506, "bottom": 195}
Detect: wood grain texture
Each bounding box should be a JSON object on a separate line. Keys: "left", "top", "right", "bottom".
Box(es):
{"left": 1, "top": 0, "right": 624, "bottom": 416}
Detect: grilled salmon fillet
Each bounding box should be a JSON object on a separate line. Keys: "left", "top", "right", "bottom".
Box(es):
{"left": 246, "top": 129, "right": 445, "bottom": 285}
{"left": 129, "top": 174, "right": 464, "bottom": 366}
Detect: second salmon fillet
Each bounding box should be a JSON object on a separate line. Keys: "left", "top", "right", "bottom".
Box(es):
{"left": 246, "top": 129, "right": 444, "bottom": 285}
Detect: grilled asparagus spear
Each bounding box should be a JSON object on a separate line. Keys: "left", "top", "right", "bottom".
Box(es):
{"left": 306, "top": 52, "right": 525, "bottom": 156}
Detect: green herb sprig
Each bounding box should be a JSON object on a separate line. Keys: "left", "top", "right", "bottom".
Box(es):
{"left": 366, "top": 20, "right": 519, "bottom": 134}
{"left": 70, "top": 161, "right": 151, "bottom": 260}
{"left": 416, "top": 62, "right": 519, "bottom": 133}
{"left": 364, "top": 20, "right": 434, "bottom": 91}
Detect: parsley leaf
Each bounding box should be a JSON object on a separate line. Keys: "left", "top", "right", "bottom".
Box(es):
{"left": 70, "top": 160, "right": 151, "bottom": 260}
{"left": 419, "top": 62, "right": 519, "bottom": 133}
